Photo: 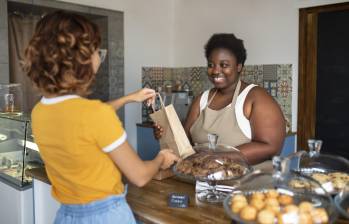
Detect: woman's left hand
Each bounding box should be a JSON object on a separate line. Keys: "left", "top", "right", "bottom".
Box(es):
{"left": 130, "top": 88, "right": 156, "bottom": 106}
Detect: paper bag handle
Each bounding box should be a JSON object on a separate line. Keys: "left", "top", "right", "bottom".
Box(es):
{"left": 152, "top": 92, "right": 165, "bottom": 112}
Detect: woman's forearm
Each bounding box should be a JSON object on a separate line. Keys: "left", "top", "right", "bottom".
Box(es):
{"left": 237, "top": 140, "right": 283, "bottom": 165}
{"left": 107, "top": 88, "right": 156, "bottom": 111}
{"left": 107, "top": 95, "right": 133, "bottom": 111}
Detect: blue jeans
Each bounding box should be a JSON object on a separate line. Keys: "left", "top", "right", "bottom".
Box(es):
{"left": 54, "top": 187, "right": 136, "bottom": 224}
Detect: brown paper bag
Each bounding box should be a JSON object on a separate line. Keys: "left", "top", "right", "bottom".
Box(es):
{"left": 150, "top": 93, "right": 195, "bottom": 159}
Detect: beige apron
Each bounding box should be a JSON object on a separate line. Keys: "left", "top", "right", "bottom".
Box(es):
{"left": 190, "top": 80, "right": 250, "bottom": 147}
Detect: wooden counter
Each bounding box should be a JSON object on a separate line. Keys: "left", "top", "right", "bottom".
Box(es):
{"left": 127, "top": 178, "right": 230, "bottom": 224}
{"left": 27, "top": 168, "right": 349, "bottom": 224}
{"left": 26, "top": 168, "right": 230, "bottom": 223}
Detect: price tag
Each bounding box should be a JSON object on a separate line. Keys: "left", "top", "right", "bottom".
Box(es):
{"left": 168, "top": 193, "right": 189, "bottom": 208}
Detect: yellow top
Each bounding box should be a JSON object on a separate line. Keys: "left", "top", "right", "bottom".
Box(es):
{"left": 31, "top": 95, "right": 126, "bottom": 204}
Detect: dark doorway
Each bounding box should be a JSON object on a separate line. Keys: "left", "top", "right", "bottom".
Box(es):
{"left": 316, "top": 10, "right": 349, "bottom": 158}
{"left": 298, "top": 3, "right": 349, "bottom": 158}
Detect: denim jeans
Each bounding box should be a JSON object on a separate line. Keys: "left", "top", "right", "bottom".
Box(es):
{"left": 54, "top": 187, "right": 136, "bottom": 224}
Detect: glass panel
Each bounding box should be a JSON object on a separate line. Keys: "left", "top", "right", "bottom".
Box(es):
{"left": 0, "top": 114, "right": 43, "bottom": 188}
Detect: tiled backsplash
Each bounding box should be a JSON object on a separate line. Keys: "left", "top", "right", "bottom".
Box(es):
{"left": 142, "top": 64, "right": 292, "bottom": 130}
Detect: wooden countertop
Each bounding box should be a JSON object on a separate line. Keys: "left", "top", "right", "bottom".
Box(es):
{"left": 26, "top": 168, "right": 349, "bottom": 224}
{"left": 26, "top": 168, "right": 230, "bottom": 223}
{"left": 127, "top": 177, "right": 230, "bottom": 224}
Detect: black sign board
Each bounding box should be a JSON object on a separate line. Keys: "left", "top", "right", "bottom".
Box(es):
{"left": 168, "top": 193, "right": 189, "bottom": 208}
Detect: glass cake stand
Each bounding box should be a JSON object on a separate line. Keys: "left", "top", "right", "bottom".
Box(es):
{"left": 173, "top": 143, "right": 252, "bottom": 203}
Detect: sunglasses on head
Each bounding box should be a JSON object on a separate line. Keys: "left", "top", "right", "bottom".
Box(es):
{"left": 98, "top": 49, "right": 107, "bottom": 63}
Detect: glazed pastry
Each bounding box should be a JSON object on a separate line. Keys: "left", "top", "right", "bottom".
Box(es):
{"left": 250, "top": 198, "right": 265, "bottom": 210}
{"left": 231, "top": 194, "right": 247, "bottom": 203}
{"left": 264, "top": 197, "right": 279, "bottom": 207}
{"left": 277, "top": 213, "right": 298, "bottom": 224}
{"left": 257, "top": 209, "right": 275, "bottom": 224}
{"left": 264, "top": 205, "right": 280, "bottom": 214}
{"left": 252, "top": 192, "right": 265, "bottom": 201}
{"left": 283, "top": 204, "right": 299, "bottom": 214}
{"left": 266, "top": 189, "right": 279, "bottom": 198}
{"left": 239, "top": 205, "right": 257, "bottom": 221}
{"left": 298, "top": 212, "right": 313, "bottom": 224}
{"left": 298, "top": 201, "right": 313, "bottom": 213}
{"left": 278, "top": 194, "right": 293, "bottom": 206}
{"left": 311, "top": 208, "right": 329, "bottom": 223}
{"left": 231, "top": 200, "right": 248, "bottom": 213}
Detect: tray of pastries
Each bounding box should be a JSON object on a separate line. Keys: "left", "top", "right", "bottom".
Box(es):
{"left": 223, "top": 166, "right": 337, "bottom": 224}
{"left": 224, "top": 189, "right": 331, "bottom": 224}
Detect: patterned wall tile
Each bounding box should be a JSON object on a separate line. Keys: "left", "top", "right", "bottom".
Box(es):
{"left": 241, "top": 65, "right": 264, "bottom": 86}
{"left": 141, "top": 64, "right": 292, "bottom": 124}
{"left": 263, "top": 64, "right": 278, "bottom": 81}
{"left": 277, "top": 64, "right": 292, "bottom": 130}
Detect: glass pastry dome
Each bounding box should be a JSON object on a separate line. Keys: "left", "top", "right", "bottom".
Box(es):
{"left": 334, "top": 182, "right": 349, "bottom": 220}
{"left": 223, "top": 156, "right": 337, "bottom": 224}
{"left": 173, "top": 134, "right": 252, "bottom": 203}
{"left": 286, "top": 139, "right": 349, "bottom": 195}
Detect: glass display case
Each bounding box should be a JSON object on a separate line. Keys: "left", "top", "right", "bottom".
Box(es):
{"left": 0, "top": 114, "right": 43, "bottom": 189}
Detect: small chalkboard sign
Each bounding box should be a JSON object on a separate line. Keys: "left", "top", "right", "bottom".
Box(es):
{"left": 168, "top": 193, "right": 189, "bottom": 208}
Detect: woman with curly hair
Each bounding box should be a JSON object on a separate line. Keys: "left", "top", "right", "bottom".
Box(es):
{"left": 24, "top": 11, "right": 178, "bottom": 224}
{"left": 155, "top": 33, "right": 285, "bottom": 166}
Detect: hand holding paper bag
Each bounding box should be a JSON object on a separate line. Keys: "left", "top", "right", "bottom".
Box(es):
{"left": 150, "top": 93, "right": 195, "bottom": 159}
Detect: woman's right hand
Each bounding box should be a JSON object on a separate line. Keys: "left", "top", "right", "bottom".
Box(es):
{"left": 130, "top": 88, "right": 156, "bottom": 105}
{"left": 153, "top": 123, "right": 164, "bottom": 139}
{"left": 158, "top": 149, "right": 179, "bottom": 170}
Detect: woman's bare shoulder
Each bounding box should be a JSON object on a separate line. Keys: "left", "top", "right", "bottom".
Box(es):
{"left": 245, "top": 85, "right": 274, "bottom": 102}
{"left": 191, "top": 89, "right": 213, "bottom": 108}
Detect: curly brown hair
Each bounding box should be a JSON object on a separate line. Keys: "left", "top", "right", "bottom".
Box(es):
{"left": 23, "top": 10, "right": 101, "bottom": 96}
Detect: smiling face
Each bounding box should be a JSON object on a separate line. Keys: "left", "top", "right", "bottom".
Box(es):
{"left": 207, "top": 48, "right": 242, "bottom": 89}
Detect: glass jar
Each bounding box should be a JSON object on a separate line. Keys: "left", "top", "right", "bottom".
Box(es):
{"left": 0, "top": 83, "right": 23, "bottom": 116}
{"left": 223, "top": 158, "right": 337, "bottom": 223}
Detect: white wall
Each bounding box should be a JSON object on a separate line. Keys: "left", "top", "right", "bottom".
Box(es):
{"left": 297, "top": 0, "right": 349, "bottom": 8}
{"left": 172, "top": 0, "right": 299, "bottom": 132}
{"left": 59, "top": 0, "right": 347, "bottom": 145}
{"left": 172, "top": 0, "right": 348, "bottom": 132}
{"left": 60, "top": 0, "right": 174, "bottom": 148}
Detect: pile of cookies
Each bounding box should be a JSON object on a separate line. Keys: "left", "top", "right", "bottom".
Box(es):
{"left": 311, "top": 172, "right": 349, "bottom": 191}
{"left": 229, "top": 189, "right": 329, "bottom": 224}
{"left": 175, "top": 152, "right": 245, "bottom": 179}
{"left": 289, "top": 171, "right": 349, "bottom": 193}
